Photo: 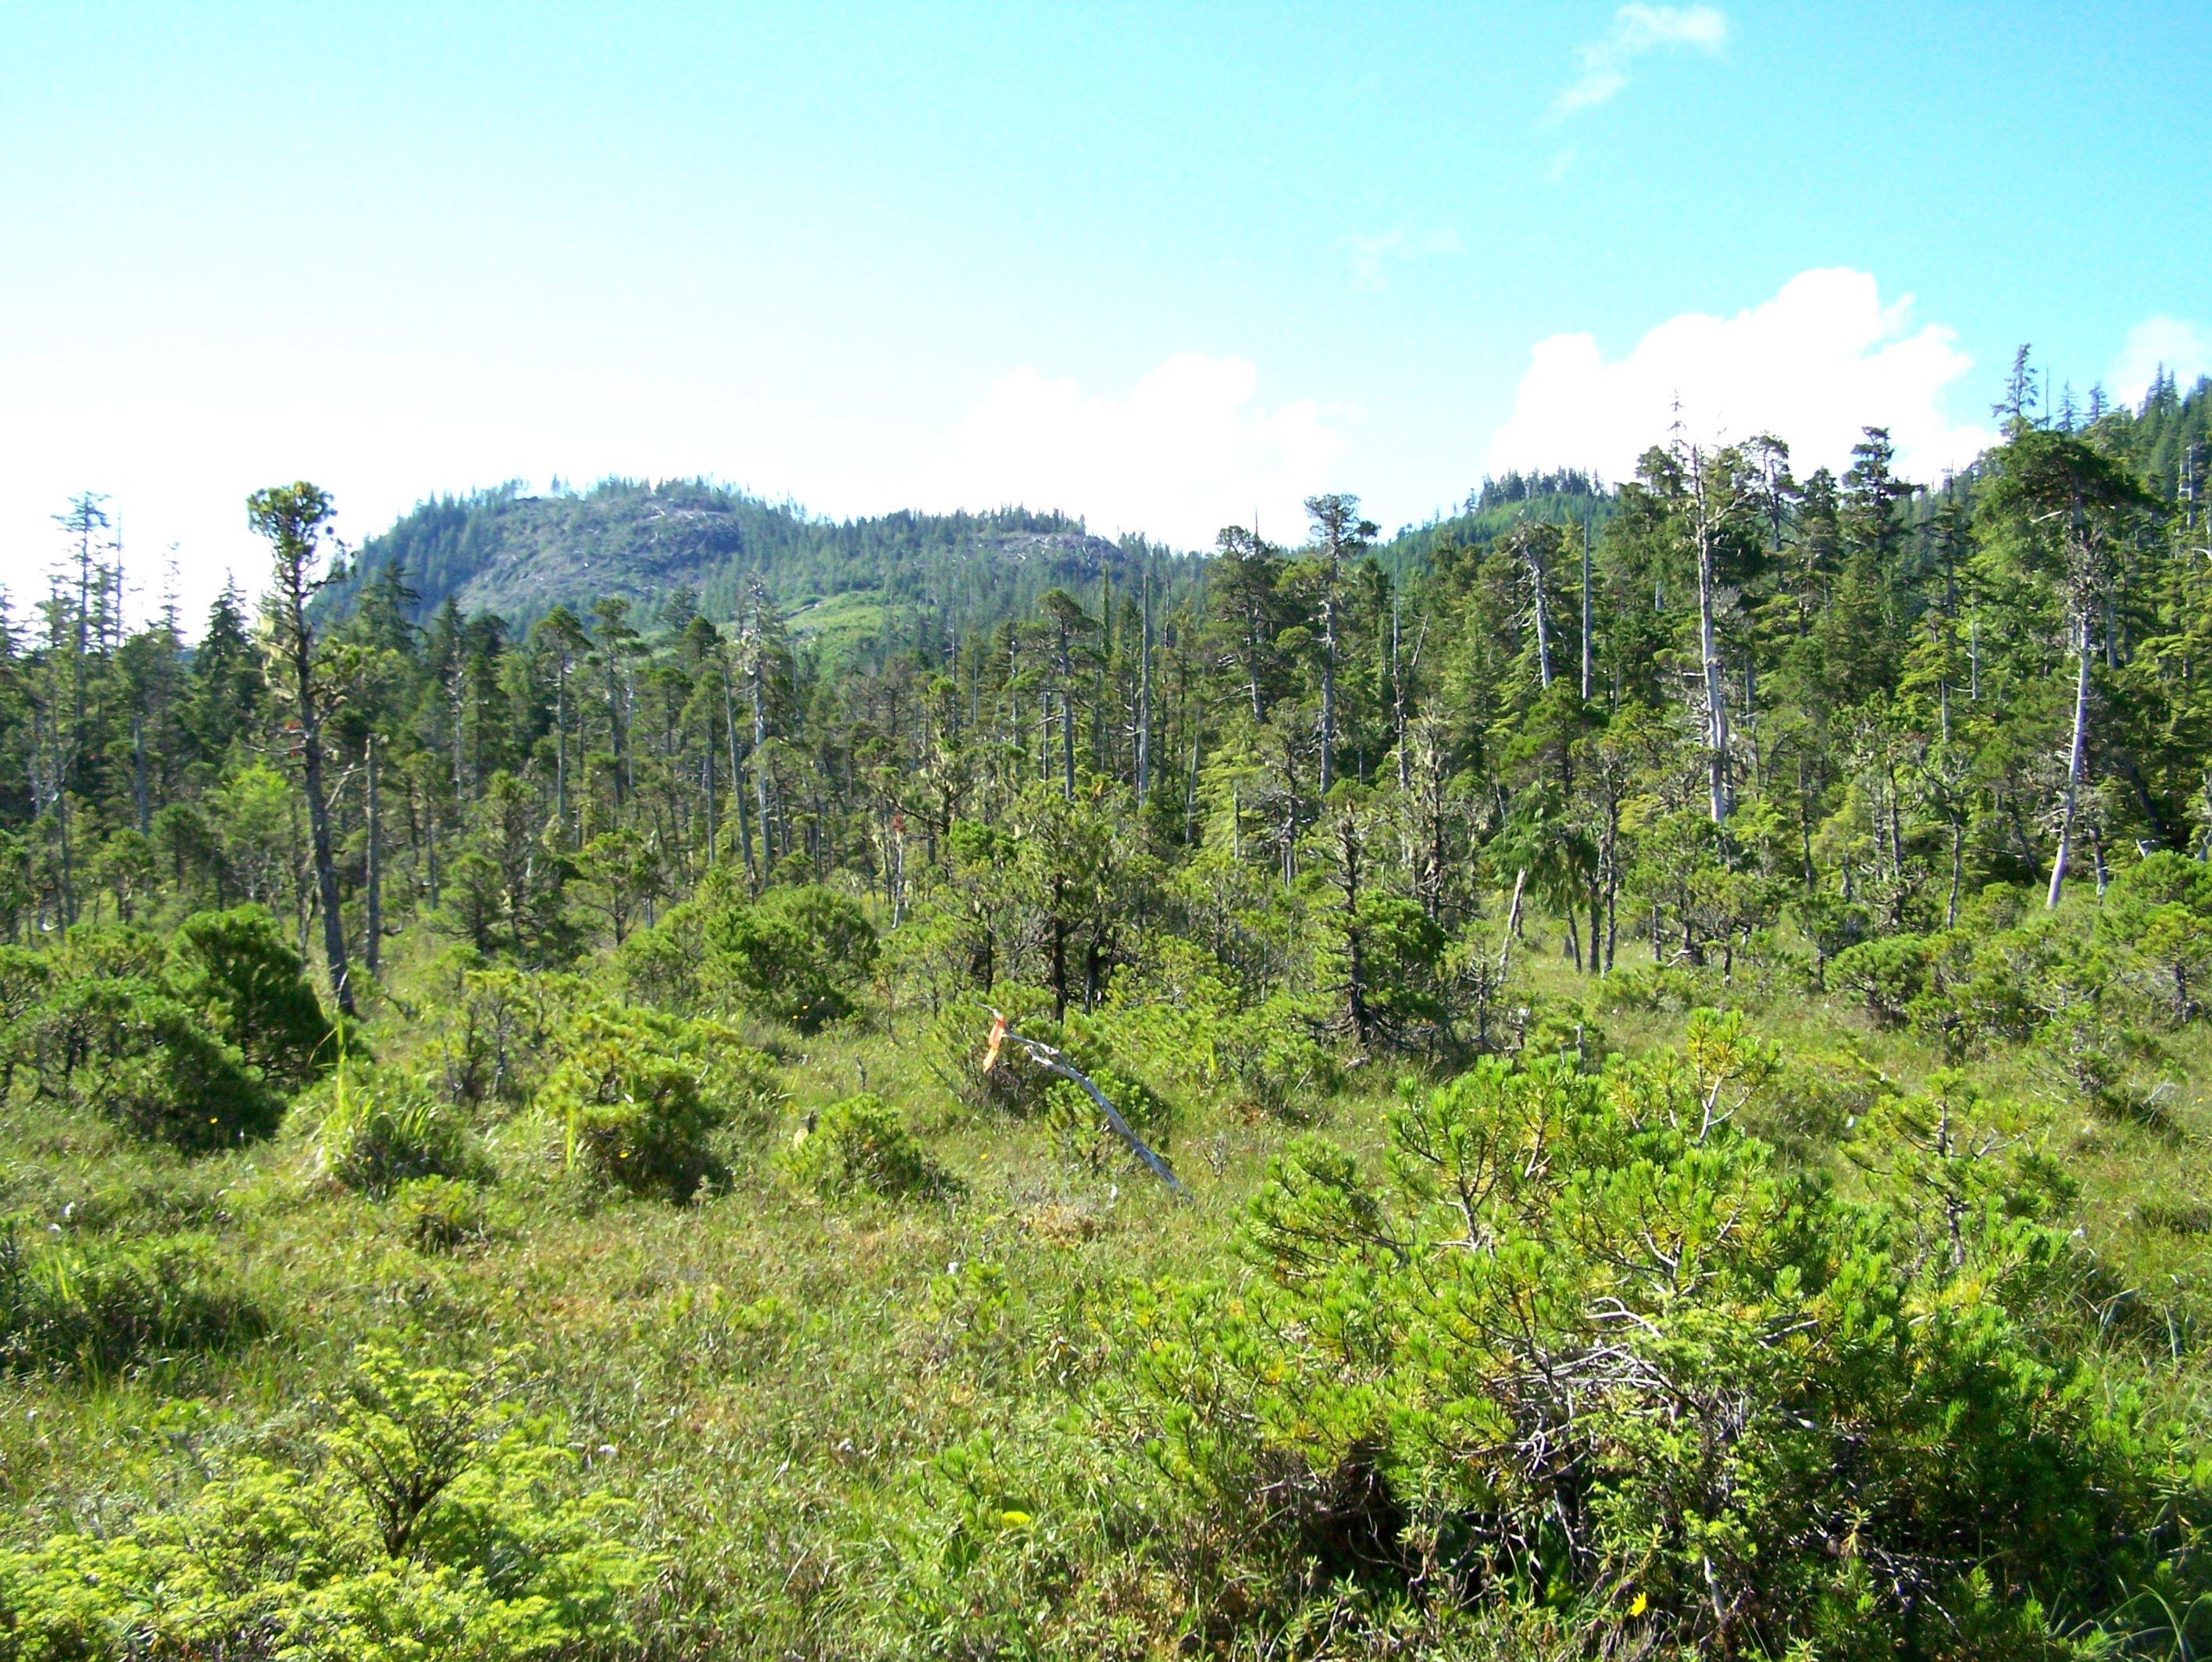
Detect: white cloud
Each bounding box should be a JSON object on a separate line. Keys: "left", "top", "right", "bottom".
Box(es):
{"left": 1341, "top": 226, "right": 1462, "bottom": 292}
{"left": 0, "top": 345, "right": 891, "bottom": 627}
{"left": 919, "top": 354, "right": 1345, "bottom": 550}
{"left": 0, "top": 344, "right": 1343, "bottom": 630}
{"left": 1556, "top": 4, "right": 1728, "bottom": 116}
{"left": 2107, "top": 316, "right": 2211, "bottom": 405}
{"left": 1486, "top": 268, "right": 1993, "bottom": 485}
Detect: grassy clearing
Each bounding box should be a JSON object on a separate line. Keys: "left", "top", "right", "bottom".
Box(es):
{"left": 4, "top": 903, "right": 2211, "bottom": 1656}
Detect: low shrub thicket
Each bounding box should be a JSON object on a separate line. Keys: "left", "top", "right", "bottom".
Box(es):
{"left": 1111, "top": 1050, "right": 2203, "bottom": 1657}
{"left": 615, "top": 877, "right": 878, "bottom": 1033}
{"left": 320, "top": 1069, "right": 487, "bottom": 1197}
{"left": 0, "top": 910, "right": 331, "bottom": 1150}
{"left": 164, "top": 905, "right": 337, "bottom": 1088}
{"left": 394, "top": 1175, "right": 495, "bottom": 1253}
{"left": 23, "top": 975, "right": 281, "bottom": 1149}
{"left": 0, "top": 1343, "right": 651, "bottom": 1660}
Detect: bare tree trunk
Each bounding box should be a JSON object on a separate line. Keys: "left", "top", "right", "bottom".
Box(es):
{"left": 750, "top": 663, "right": 772, "bottom": 879}
{"left": 1693, "top": 469, "right": 1732, "bottom": 824}
{"left": 132, "top": 710, "right": 149, "bottom": 833}
{"left": 301, "top": 726, "right": 352, "bottom": 1016}
{"left": 1499, "top": 868, "right": 1526, "bottom": 979}
{"left": 1948, "top": 817, "right": 1964, "bottom": 929}
{"left": 2048, "top": 613, "right": 2092, "bottom": 908}
{"left": 1061, "top": 690, "right": 1076, "bottom": 800}
{"left": 702, "top": 710, "right": 716, "bottom": 866}
{"left": 722, "top": 661, "right": 755, "bottom": 888}
{"left": 553, "top": 671, "right": 568, "bottom": 840}
{"left": 1393, "top": 596, "right": 1408, "bottom": 792}
{"left": 1581, "top": 520, "right": 1594, "bottom": 702}
{"left": 365, "top": 733, "right": 381, "bottom": 980}
{"left": 55, "top": 768, "right": 75, "bottom": 928}
{"left": 1319, "top": 588, "right": 1337, "bottom": 797}
{"left": 1335, "top": 801, "right": 1372, "bottom": 1050}
{"left": 423, "top": 789, "right": 441, "bottom": 911}
{"left": 1522, "top": 537, "right": 1554, "bottom": 688}
{"left": 1185, "top": 730, "right": 1201, "bottom": 845}
{"left": 1136, "top": 565, "right": 1151, "bottom": 804}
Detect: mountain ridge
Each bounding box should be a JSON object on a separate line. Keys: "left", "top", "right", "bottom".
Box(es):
{"left": 323, "top": 477, "right": 1185, "bottom": 640}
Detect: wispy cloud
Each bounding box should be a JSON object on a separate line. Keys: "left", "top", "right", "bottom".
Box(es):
{"left": 1555, "top": 4, "right": 1728, "bottom": 116}
{"left": 1340, "top": 226, "right": 1462, "bottom": 292}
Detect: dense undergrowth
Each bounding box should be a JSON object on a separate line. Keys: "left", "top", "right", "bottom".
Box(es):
{"left": 3, "top": 868, "right": 2212, "bottom": 1660}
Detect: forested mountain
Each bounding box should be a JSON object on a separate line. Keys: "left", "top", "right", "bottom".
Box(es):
{"left": 7, "top": 366, "right": 2212, "bottom": 1658}
{"left": 323, "top": 477, "right": 1200, "bottom": 654}
{"left": 1378, "top": 465, "right": 1615, "bottom": 577}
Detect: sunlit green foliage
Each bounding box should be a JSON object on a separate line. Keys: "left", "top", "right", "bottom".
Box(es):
{"left": 0, "top": 1344, "right": 650, "bottom": 1659}
{"left": 2, "top": 383, "right": 2210, "bottom": 1657}
{"left": 1134, "top": 1053, "right": 2202, "bottom": 1656}
{"left": 0, "top": 1228, "right": 262, "bottom": 1379}
{"left": 783, "top": 1092, "right": 952, "bottom": 1200}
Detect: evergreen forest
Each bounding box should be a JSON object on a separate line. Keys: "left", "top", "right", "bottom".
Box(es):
{"left": 6, "top": 362, "right": 2212, "bottom": 1659}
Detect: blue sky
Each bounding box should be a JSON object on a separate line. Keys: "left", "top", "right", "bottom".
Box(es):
{"left": 3, "top": 1, "right": 2207, "bottom": 615}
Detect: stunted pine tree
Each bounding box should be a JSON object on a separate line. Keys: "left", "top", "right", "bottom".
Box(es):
{"left": 248, "top": 481, "right": 355, "bottom": 1017}
{"left": 1302, "top": 494, "right": 1377, "bottom": 797}
{"left": 1978, "top": 430, "right": 2157, "bottom": 906}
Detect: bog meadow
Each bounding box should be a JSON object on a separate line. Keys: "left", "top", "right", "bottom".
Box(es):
{"left": 2, "top": 373, "right": 2212, "bottom": 1659}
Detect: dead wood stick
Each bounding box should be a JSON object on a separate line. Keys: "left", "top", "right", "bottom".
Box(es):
{"left": 986, "top": 1011, "right": 1192, "bottom": 1200}
{"left": 1499, "top": 867, "right": 1527, "bottom": 978}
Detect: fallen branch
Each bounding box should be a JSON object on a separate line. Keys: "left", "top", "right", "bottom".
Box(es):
{"left": 984, "top": 1011, "right": 1192, "bottom": 1200}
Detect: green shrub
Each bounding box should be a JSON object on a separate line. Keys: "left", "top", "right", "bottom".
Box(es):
{"left": 0, "top": 1226, "right": 263, "bottom": 1378}
{"left": 437, "top": 966, "right": 588, "bottom": 1109}
{"left": 1757, "top": 1045, "right": 1895, "bottom": 1155}
{"left": 1223, "top": 1000, "right": 1341, "bottom": 1118}
{"left": 1132, "top": 1053, "right": 2201, "bottom": 1657}
{"left": 1829, "top": 932, "right": 1932, "bottom": 1026}
{"left": 1910, "top": 925, "right": 2042, "bottom": 1056}
{"left": 322, "top": 1070, "right": 485, "bottom": 1198}
{"left": 0, "top": 1343, "right": 650, "bottom": 1659}
{"left": 394, "top": 1176, "right": 494, "bottom": 1253}
{"left": 676, "top": 1015, "right": 790, "bottom": 1142}
{"left": 53, "top": 922, "right": 166, "bottom": 981}
{"left": 27, "top": 975, "right": 281, "bottom": 1150}
{"left": 2035, "top": 1006, "right": 2174, "bottom": 1120}
{"left": 2100, "top": 852, "right": 2212, "bottom": 1023}
{"left": 922, "top": 986, "right": 1062, "bottom": 1118}
{"left": 705, "top": 883, "right": 879, "bottom": 1032}
{"left": 1094, "top": 937, "right": 1337, "bottom": 1120}
{"left": 166, "top": 904, "right": 335, "bottom": 1087}
{"left": 0, "top": 944, "right": 49, "bottom": 1094}
{"left": 609, "top": 894, "right": 707, "bottom": 1009}
{"left": 1343, "top": 893, "right": 1453, "bottom": 1043}
{"left": 878, "top": 901, "right": 975, "bottom": 1017}
{"left": 536, "top": 1008, "right": 740, "bottom": 1199}
{"left": 1517, "top": 997, "right": 1611, "bottom": 1075}
{"left": 1043, "top": 1062, "right": 1175, "bottom": 1170}
{"left": 785, "top": 1093, "right": 952, "bottom": 1200}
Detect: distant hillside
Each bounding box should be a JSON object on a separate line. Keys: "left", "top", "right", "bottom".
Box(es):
{"left": 324, "top": 478, "right": 1196, "bottom": 643}
{"left": 1377, "top": 468, "right": 1615, "bottom": 577}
